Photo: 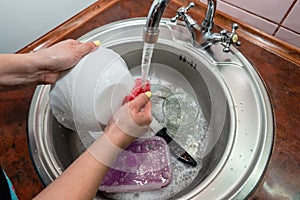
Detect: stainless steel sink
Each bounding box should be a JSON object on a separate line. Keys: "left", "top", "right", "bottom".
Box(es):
{"left": 28, "top": 18, "right": 273, "bottom": 199}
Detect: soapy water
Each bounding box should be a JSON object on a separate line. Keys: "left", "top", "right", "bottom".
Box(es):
{"left": 104, "top": 76, "right": 209, "bottom": 199}
{"left": 163, "top": 93, "right": 200, "bottom": 130}
{"left": 149, "top": 82, "right": 208, "bottom": 160}
{"left": 109, "top": 158, "right": 200, "bottom": 200}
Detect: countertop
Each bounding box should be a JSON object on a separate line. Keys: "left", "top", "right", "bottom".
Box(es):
{"left": 0, "top": 0, "right": 299, "bottom": 199}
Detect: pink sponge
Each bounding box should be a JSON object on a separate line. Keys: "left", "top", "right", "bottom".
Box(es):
{"left": 99, "top": 136, "right": 172, "bottom": 193}
{"left": 122, "top": 78, "right": 151, "bottom": 104}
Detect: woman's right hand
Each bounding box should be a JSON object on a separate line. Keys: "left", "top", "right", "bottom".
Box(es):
{"left": 104, "top": 92, "right": 152, "bottom": 149}
{"left": 88, "top": 92, "right": 152, "bottom": 167}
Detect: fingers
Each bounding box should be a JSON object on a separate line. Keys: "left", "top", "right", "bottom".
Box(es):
{"left": 76, "top": 40, "right": 100, "bottom": 56}
{"left": 63, "top": 39, "right": 82, "bottom": 45}
{"left": 136, "top": 101, "right": 152, "bottom": 126}
{"left": 129, "top": 92, "right": 151, "bottom": 112}
{"left": 59, "top": 39, "right": 99, "bottom": 56}
{"left": 128, "top": 93, "right": 152, "bottom": 126}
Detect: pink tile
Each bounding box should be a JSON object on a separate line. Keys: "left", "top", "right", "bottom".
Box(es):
{"left": 282, "top": 1, "right": 300, "bottom": 33}
{"left": 217, "top": 1, "right": 278, "bottom": 35}
{"left": 276, "top": 27, "right": 300, "bottom": 49}
{"left": 194, "top": 1, "right": 277, "bottom": 35}
{"left": 221, "top": 0, "right": 294, "bottom": 24}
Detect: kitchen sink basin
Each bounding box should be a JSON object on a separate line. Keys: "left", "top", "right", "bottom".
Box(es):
{"left": 28, "top": 18, "right": 273, "bottom": 199}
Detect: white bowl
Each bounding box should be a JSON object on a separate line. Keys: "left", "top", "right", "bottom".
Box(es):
{"left": 50, "top": 47, "right": 134, "bottom": 132}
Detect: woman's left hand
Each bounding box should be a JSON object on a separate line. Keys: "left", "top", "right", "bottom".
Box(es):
{"left": 35, "top": 39, "right": 99, "bottom": 83}
{"left": 0, "top": 39, "right": 99, "bottom": 90}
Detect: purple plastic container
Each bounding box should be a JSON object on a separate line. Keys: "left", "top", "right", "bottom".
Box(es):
{"left": 99, "top": 136, "right": 172, "bottom": 193}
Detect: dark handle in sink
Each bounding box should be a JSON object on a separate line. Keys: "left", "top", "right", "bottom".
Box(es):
{"left": 155, "top": 127, "right": 197, "bottom": 167}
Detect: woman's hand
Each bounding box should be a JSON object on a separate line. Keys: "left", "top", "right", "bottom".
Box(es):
{"left": 103, "top": 92, "right": 152, "bottom": 149}
{"left": 87, "top": 92, "right": 152, "bottom": 169}
{"left": 0, "top": 39, "right": 99, "bottom": 90}
{"left": 35, "top": 39, "right": 99, "bottom": 84}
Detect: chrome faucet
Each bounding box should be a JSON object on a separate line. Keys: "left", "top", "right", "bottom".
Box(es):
{"left": 201, "top": 0, "right": 216, "bottom": 34}
{"left": 143, "top": 0, "right": 170, "bottom": 44}
{"left": 171, "top": 1, "right": 241, "bottom": 52}
{"left": 143, "top": 0, "right": 240, "bottom": 52}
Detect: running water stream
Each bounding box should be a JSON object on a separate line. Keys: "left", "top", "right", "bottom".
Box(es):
{"left": 141, "top": 42, "right": 155, "bottom": 88}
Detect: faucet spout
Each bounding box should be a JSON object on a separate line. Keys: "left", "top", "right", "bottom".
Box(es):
{"left": 201, "top": 0, "right": 217, "bottom": 33}
{"left": 143, "top": 0, "right": 170, "bottom": 44}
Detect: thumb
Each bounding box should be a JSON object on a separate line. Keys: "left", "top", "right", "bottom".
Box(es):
{"left": 129, "top": 92, "right": 152, "bottom": 113}
{"left": 79, "top": 41, "right": 99, "bottom": 55}
{"left": 128, "top": 92, "right": 152, "bottom": 126}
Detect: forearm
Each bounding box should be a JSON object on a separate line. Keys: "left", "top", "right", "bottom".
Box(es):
{"left": 0, "top": 39, "right": 98, "bottom": 91}
{"left": 0, "top": 53, "right": 46, "bottom": 90}
{"left": 33, "top": 129, "right": 134, "bottom": 200}
{"left": 33, "top": 150, "right": 107, "bottom": 200}
{"left": 33, "top": 93, "right": 151, "bottom": 200}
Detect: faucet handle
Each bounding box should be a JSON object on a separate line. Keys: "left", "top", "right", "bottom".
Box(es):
{"left": 221, "top": 23, "right": 241, "bottom": 53}
{"left": 171, "top": 2, "right": 197, "bottom": 27}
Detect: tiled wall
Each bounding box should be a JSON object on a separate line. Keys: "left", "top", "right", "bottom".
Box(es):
{"left": 199, "top": 0, "right": 300, "bottom": 49}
